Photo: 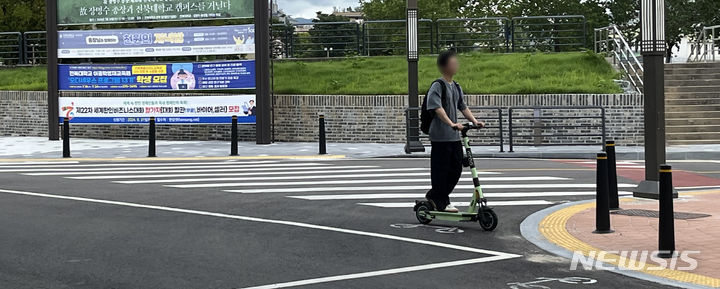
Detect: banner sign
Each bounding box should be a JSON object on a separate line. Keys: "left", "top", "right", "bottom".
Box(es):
{"left": 58, "top": 60, "right": 255, "bottom": 91}
{"left": 58, "top": 25, "right": 254, "bottom": 58}
{"left": 57, "top": 0, "right": 253, "bottom": 25}
{"left": 59, "top": 95, "right": 257, "bottom": 124}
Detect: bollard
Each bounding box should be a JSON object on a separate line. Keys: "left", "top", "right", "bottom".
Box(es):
{"left": 593, "top": 152, "right": 614, "bottom": 234}
{"left": 230, "top": 115, "right": 238, "bottom": 156}
{"left": 319, "top": 114, "right": 327, "bottom": 155}
{"left": 148, "top": 117, "right": 156, "bottom": 158}
{"left": 606, "top": 141, "right": 620, "bottom": 210}
{"left": 657, "top": 164, "right": 676, "bottom": 258}
{"left": 62, "top": 117, "right": 71, "bottom": 158}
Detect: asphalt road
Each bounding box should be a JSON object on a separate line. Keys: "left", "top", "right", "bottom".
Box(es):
{"left": 2, "top": 158, "right": 715, "bottom": 289}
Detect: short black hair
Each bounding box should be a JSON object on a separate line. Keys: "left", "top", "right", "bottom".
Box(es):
{"left": 437, "top": 50, "right": 457, "bottom": 68}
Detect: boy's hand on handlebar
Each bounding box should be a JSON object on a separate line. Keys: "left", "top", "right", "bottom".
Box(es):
{"left": 473, "top": 121, "right": 485, "bottom": 128}
{"left": 451, "top": 123, "right": 464, "bottom": 130}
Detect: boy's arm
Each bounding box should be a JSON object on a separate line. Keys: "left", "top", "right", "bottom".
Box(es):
{"left": 435, "top": 108, "right": 464, "bottom": 130}
{"left": 461, "top": 108, "right": 485, "bottom": 127}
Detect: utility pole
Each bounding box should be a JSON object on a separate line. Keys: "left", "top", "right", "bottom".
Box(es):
{"left": 255, "top": 0, "right": 272, "bottom": 144}
{"left": 404, "top": 0, "right": 425, "bottom": 153}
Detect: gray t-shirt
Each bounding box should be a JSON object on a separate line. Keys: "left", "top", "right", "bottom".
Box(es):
{"left": 426, "top": 79, "right": 467, "bottom": 142}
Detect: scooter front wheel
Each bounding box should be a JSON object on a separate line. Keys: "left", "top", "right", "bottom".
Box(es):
{"left": 414, "top": 202, "right": 433, "bottom": 225}
{"left": 478, "top": 208, "right": 498, "bottom": 231}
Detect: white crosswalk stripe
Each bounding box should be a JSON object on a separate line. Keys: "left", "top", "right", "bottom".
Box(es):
{"left": 0, "top": 160, "right": 629, "bottom": 210}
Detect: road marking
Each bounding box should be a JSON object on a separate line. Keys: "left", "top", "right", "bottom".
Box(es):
{"left": 227, "top": 184, "right": 636, "bottom": 194}
{"left": 113, "top": 171, "right": 509, "bottom": 184}
{"left": 166, "top": 177, "right": 568, "bottom": 188}
{"left": 358, "top": 200, "right": 554, "bottom": 208}
{"left": 0, "top": 161, "right": 80, "bottom": 165}
{"left": 0, "top": 188, "right": 520, "bottom": 259}
{"left": 0, "top": 160, "right": 275, "bottom": 169}
{"left": 23, "top": 164, "right": 339, "bottom": 176}
{"left": 8, "top": 162, "right": 322, "bottom": 174}
{"left": 68, "top": 166, "right": 386, "bottom": 179}
{"left": 240, "top": 256, "right": 512, "bottom": 289}
{"left": 0, "top": 155, "right": 346, "bottom": 162}
{"left": 289, "top": 191, "right": 634, "bottom": 200}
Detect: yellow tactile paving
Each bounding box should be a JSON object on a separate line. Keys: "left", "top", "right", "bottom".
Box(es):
{"left": 540, "top": 199, "right": 720, "bottom": 288}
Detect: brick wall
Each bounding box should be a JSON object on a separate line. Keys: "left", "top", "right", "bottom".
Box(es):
{"left": 1, "top": 91, "right": 644, "bottom": 145}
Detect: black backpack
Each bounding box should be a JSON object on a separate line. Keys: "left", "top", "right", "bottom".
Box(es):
{"left": 420, "top": 79, "right": 463, "bottom": 135}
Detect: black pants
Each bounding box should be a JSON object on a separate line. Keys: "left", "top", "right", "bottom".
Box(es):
{"left": 428, "top": 141, "right": 463, "bottom": 210}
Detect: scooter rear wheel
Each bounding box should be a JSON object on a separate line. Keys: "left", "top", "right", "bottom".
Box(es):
{"left": 414, "top": 202, "right": 433, "bottom": 225}
{"left": 478, "top": 208, "right": 498, "bottom": 231}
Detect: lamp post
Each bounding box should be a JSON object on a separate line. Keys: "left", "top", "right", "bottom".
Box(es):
{"left": 404, "top": 0, "right": 425, "bottom": 153}
{"left": 633, "top": 0, "right": 676, "bottom": 199}
{"left": 255, "top": 0, "right": 272, "bottom": 144}
{"left": 324, "top": 47, "right": 333, "bottom": 58}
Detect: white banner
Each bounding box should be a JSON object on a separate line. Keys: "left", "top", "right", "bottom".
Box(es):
{"left": 59, "top": 95, "right": 256, "bottom": 124}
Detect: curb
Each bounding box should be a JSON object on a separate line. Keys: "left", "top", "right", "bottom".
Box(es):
{"left": 379, "top": 151, "right": 720, "bottom": 160}
{"left": 520, "top": 200, "right": 719, "bottom": 289}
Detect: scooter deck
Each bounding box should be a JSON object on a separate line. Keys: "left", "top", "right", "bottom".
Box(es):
{"left": 426, "top": 211, "right": 477, "bottom": 222}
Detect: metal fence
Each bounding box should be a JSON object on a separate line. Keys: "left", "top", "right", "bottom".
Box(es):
{"left": 0, "top": 32, "right": 22, "bottom": 65}
{"left": 405, "top": 106, "right": 505, "bottom": 153}
{"left": 689, "top": 24, "right": 720, "bottom": 62}
{"left": 0, "top": 16, "right": 589, "bottom": 65}
{"left": 511, "top": 15, "right": 586, "bottom": 52}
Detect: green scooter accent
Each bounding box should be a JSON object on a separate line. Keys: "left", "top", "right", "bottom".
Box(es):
{"left": 414, "top": 123, "right": 499, "bottom": 231}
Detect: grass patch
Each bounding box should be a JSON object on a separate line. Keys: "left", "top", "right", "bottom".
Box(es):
{"left": 0, "top": 52, "right": 621, "bottom": 94}
{"left": 0, "top": 66, "right": 47, "bottom": 91}
{"left": 273, "top": 51, "right": 621, "bottom": 94}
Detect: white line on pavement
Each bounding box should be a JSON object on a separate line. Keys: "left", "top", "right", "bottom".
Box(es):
{"left": 0, "top": 161, "right": 80, "bottom": 165}
{"left": 67, "top": 166, "right": 387, "bottom": 179}
{"left": 289, "top": 191, "right": 634, "bottom": 200}
{"left": 0, "top": 160, "right": 275, "bottom": 169}
{"left": 165, "top": 177, "right": 568, "bottom": 188}
{"left": 112, "top": 170, "right": 503, "bottom": 184}
{"left": 357, "top": 200, "right": 554, "bottom": 208}
{"left": 0, "top": 188, "right": 521, "bottom": 259}
{"left": 240, "top": 256, "right": 512, "bottom": 289}
{"left": 225, "top": 184, "right": 637, "bottom": 194}
{"left": 23, "top": 164, "right": 338, "bottom": 176}
{"left": 10, "top": 162, "right": 320, "bottom": 174}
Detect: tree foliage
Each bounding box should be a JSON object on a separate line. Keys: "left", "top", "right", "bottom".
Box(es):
{"left": 361, "top": 0, "right": 466, "bottom": 20}
{"left": 0, "top": 0, "right": 45, "bottom": 32}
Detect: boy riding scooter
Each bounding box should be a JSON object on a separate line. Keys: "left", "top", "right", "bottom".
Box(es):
{"left": 423, "top": 50, "right": 484, "bottom": 213}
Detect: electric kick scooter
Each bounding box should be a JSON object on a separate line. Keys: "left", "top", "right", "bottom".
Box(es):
{"left": 413, "top": 123, "right": 499, "bottom": 231}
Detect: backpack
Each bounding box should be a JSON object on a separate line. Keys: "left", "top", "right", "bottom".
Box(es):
{"left": 420, "top": 79, "right": 463, "bottom": 135}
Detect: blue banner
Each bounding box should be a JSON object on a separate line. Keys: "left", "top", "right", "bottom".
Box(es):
{"left": 58, "top": 60, "right": 255, "bottom": 91}
{"left": 58, "top": 25, "right": 254, "bottom": 58}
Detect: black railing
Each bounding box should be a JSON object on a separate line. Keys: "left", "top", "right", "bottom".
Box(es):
{"left": 507, "top": 106, "right": 606, "bottom": 152}
{"left": 0, "top": 32, "right": 22, "bottom": 66}
{"left": 405, "top": 106, "right": 504, "bottom": 153}
{"left": 511, "top": 15, "right": 586, "bottom": 52}
{"left": 3, "top": 16, "right": 590, "bottom": 64}
{"left": 436, "top": 17, "right": 510, "bottom": 53}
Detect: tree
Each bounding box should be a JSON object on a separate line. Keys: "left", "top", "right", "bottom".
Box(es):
{"left": 361, "top": 0, "right": 466, "bottom": 20}
{"left": 303, "top": 12, "right": 358, "bottom": 57}
{"left": 0, "top": 0, "right": 45, "bottom": 32}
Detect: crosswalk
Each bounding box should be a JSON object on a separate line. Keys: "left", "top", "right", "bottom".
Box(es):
{"left": 0, "top": 160, "right": 635, "bottom": 209}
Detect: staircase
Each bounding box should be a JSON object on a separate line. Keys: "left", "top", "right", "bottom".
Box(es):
{"left": 665, "top": 62, "right": 720, "bottom": 145}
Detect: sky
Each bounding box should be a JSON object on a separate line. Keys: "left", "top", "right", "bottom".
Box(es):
{"left": 276, "top": 0, "right": 360, "bottom": 19}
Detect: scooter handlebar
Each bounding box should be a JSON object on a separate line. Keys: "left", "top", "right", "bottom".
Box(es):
{"left": 453, "top": 122, "right": 483, "bottom": 132}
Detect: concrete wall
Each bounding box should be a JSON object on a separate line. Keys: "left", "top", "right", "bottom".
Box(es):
{"left": 1, "top": 91, "right": 644, "bottom": 145}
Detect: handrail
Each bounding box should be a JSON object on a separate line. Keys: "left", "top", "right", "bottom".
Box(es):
{"left": 594, "top": 25, "right": 643, "bottom": 93}
{"left": 688, "top": 25, "right": 720, "bottom": 63}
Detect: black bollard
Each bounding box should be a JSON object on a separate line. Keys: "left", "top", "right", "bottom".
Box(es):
{"left": 62, "top": 117, "right": 71, "bottom": 158}
{"left": 319, "top": 114, "right": 327, "bottom": 155}
{"left": 148, "top": 117, "right": 156, "bottom": 158}
{"left": 606, "top": 141, "right": 620, "bottom": 210}
{"left": 230, "top": 115, "right": 238, "bottom": 156}
{"left": 657, "top": 165, "right": 676, "bottom": 258}
{"left": 593, "top": 152, "right": 614, "bottom": 234}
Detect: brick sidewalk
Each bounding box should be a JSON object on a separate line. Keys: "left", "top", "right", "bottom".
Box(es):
{"left": 566, "top": 191, "right": 720, "bottom": 279}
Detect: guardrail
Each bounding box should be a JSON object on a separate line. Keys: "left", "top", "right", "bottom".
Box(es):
{"left": 689, "top": 25, "right": 720, "bottom": 62}
{"left": 363, "top": 19, "right": 434, "bottom": 56}
{"left": 23, "top": 31, "right": 47, "bottom": 65}
{"left": 507, "top": 106, "right": 606, "bottom": 152}
{"left": 594, "top": 25, "right": 643, "bottom": 93}
{"left": 405, "top": 106, "right": 504, "bottom": 153}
